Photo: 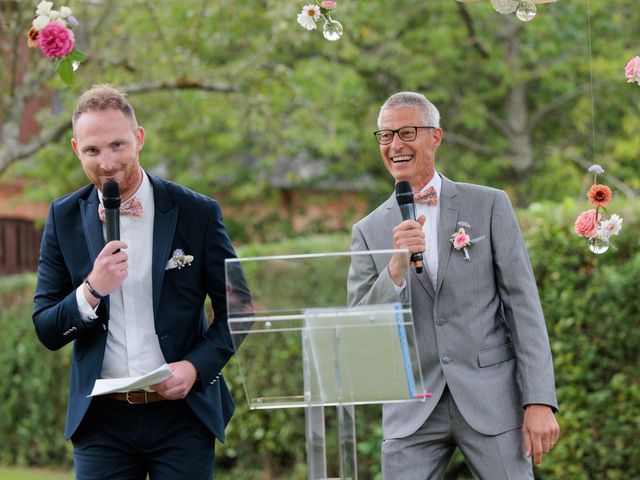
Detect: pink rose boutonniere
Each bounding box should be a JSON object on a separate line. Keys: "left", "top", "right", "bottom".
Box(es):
{"left": 574, "top": 164, "right": 623, "bottom": 254}
{"left": 450, "top": 222, "right": 485, "bottom": 262}
{"left": 296, "top": 1, "right": 343, "bottom": 41}
{"left": 26, "top": 1, "right": 86, "bottom": 85}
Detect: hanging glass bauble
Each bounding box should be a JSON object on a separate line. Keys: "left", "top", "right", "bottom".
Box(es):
{"left": 322, "top": 19, "right": 343, "bottom": 41}
{"left": 515, "top": 1, "right": 537, "bottom": 21}
{"left": 588, "top": 236, "right": 610, "bottom": 254}
{"left": 490, "top": 0, "right": 519, "bottom": 14}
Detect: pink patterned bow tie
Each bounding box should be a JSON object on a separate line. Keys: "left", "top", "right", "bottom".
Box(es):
{"left": 98, "top": 196, "right": 143, "bottom": 222}
{"left": 414, "top": 186, "right": 438, "bottom": 206}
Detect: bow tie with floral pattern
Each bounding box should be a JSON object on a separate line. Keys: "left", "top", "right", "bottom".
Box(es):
{"left": 98, "top": 196, "right": 143, "bottom": 222}
{"left": 414, "top": 186, "right": 438, "bottom": 206}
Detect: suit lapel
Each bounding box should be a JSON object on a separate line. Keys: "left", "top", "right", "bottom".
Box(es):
{"left": 385, "top": 193, "right": 435, "bottom": 299}
{"left": 149, "top": 175, "right": 179, "bottom": 317}
{"left": 79, "top": 188, "right": 105, "bottom": 264}
{"left": 435, "top": 176, "right": 460, "bottom": 295}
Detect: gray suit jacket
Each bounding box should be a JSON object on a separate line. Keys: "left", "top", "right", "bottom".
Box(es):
{"left": 347, "top": 175, "right": 557, "bottom": 439}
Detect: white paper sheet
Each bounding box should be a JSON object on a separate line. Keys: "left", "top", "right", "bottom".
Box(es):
{"left": 88, "top": 363, "right": 173, "bottom": 397}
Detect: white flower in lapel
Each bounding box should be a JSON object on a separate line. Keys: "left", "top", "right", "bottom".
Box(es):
{"left": 165, "top": 249, "right": 194, "bottom": 270}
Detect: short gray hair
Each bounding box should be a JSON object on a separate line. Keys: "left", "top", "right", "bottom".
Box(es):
{"left": 377, "top": 91, "right": 441, "bottom": 129}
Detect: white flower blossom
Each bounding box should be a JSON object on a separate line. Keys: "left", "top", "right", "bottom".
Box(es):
{"left": 48, "top": 10, "right": 60, "bottom": 20}
{"left": 59, "top": 6, "right": 73, "bottom": 18}
{"left": 36, "top": 1, "right": 54, "bottom": 16}
{"left": 598, "top": 214, "right": 623, "bottom": 238}
{"left": 297, "top": 4, "right": 321, "bottom": 30}
{"left": 32, "top": 14, "right": 51, "bottom": 30}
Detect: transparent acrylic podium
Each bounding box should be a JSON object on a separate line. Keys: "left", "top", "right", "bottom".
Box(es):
{"left": 225, "top": 250, "right": 428, "bottom": 480}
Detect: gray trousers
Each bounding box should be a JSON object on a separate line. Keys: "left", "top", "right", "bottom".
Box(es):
{"left": 382, "top": 387, "right": 534, "bottom": 480}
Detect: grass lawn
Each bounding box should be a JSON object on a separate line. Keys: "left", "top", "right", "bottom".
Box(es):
{"left": 0, "top": 467, "right": 72, "bottom": 480}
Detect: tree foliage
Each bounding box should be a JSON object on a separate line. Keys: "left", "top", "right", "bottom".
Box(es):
{"left": 1, "top": 0, "right": 637, "bottom": 229}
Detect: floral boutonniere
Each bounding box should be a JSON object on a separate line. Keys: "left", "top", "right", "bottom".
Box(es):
{"left": 296, "top": 1, "right": 343, "bottom": 41}
{"left": 450, "top": 222, "right": 485, "bottom": 262}
{"left": 27, "top": 1, "right": 86, "bottom": 85}
{"left": 165, "top": 249, "right": 194, "bottom": 270}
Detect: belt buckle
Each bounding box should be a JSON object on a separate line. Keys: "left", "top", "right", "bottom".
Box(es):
{"left": 125, "top": 391, "right": 148, "bottom": 405}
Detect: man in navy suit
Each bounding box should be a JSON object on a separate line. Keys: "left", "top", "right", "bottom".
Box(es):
{"left": 33, "top": 84, "right": 244, "bottom": 479}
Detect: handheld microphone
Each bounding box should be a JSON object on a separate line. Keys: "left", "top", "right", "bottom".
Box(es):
{"left": 395, "top": 180, "right": 424, "bottom": 274}
{"left": 102, "top": 181, "right": 121, "bottom": 245}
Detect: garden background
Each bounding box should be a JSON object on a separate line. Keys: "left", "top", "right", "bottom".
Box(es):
{"left": 1, "top": 1, "right": 638, "bottom": 479}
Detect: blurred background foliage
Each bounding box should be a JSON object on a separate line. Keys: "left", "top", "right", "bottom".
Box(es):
{"left": 1, "top": 0, "right": 638, "bottom": 243}
{"left": 1, "top": 201, "right": 639, "bottom": 478}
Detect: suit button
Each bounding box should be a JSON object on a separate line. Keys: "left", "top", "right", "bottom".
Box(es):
{"left": 436, "top": 318, "right": 446, "bottom": 326}
{"left": 101, "top": 324, "right": 107, "bottom": 331}
{"left": 441, "top": 357, "right": 450, "bottom": 365}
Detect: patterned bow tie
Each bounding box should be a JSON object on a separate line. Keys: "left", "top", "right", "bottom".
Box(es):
{"left": 414, "top": 186, "right": 438, "bottom": 206}
{"left": 98, "top": 196, "right": 143, "bottom": 222}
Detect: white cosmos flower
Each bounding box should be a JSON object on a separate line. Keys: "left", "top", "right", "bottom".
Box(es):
{"left": 33, "top": 14, "right": 51, "bottom": 30}
{"left": 297, "top": 4, "right": 321, "bottom": 30}
{"left": 60, "top": 6, "right": 73, "bottom": 19}
{"left": 598, "top": 214, "right": 623, "bottom": 238}
{"left": 36, "top": 1, "right": 54, "bottom": 16}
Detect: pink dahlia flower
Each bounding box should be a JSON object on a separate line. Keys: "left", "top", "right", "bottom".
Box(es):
{"left": 574, "top": 209, "right": 599, "bottom": 238}
{"left": 38, "top": 21, "right": 74, "bottom": 58}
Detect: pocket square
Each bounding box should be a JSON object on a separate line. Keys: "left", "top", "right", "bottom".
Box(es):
{"left": 165, "top": 249, "right": 194, "bottom": 270}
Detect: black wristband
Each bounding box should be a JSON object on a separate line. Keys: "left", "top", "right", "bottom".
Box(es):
{"left": 84, "top": 278, "right": 106, "bottom": 300}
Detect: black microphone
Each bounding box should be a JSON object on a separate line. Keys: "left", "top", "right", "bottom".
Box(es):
{"left": 395, "top": 180, "right": 423, "bottom": 274}
{"left": 102, "top": 181, "right": 121, "bottom": 244}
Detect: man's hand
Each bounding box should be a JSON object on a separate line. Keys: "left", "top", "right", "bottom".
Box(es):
{"left": 151, "top": 361, "right": 198, "bottom": 400}
{"left": 83, "top": 240, "right": 128, "bottom": 307}
{"left": 523, "top": 404, "right": 560, "bottom": 466}
{"left": 388, "top": 215, "right": 426, "bottom": 285}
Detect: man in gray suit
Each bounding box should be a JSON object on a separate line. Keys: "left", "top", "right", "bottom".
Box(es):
{"left": 348, "top": 92, "right": 559, "bottom": 479}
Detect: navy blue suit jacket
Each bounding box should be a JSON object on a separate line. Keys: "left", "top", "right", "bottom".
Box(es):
{"left": 33, "top": 173, "right": 237, "bottom": 441}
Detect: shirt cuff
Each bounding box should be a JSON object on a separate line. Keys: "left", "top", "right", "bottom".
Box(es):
{"left": 390, "top": 272, "right": 407, "bottom": 294}
{"left": 76, "top": 284, "right": 99, "bottom": 322}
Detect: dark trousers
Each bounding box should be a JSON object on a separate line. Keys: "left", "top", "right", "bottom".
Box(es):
{"left": 72, "top": 397, "right": 215, "bottom": 480}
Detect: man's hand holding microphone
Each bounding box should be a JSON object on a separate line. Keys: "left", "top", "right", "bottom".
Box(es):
{"left": 82, "top": 181, "right": 128, "bottom": 308}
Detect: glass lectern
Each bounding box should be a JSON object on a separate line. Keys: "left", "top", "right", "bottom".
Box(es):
{"left": 225, "top": 250, "right": 429, "bottom": 480}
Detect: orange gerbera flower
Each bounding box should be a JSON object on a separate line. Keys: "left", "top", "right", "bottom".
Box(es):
{"left": 587, "top": 184, "right": 612, "bottom": 207}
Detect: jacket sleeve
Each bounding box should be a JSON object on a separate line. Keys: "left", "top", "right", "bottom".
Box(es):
{"left": 33, "top": 205, "right": 98, "bottom": 351}
{"left": 491, "top": 190, "right": 558, "bottom": 410}
{"left": 182, "top": 201, "right": 240, "bottom": 387}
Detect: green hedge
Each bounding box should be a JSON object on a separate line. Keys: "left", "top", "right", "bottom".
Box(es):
{"left": 1, "top": 203, "right": 639, "bottom": 479}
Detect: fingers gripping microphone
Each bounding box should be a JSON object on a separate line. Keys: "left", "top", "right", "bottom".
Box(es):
{"left": 395, "top": 180, "right": 424, "bottom": 274}
{"left": 102, "top": 181, "right": 121, "bottom": 244}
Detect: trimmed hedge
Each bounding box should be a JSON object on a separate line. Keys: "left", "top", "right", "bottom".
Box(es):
{"left": 1, "top": 203, "right": 638, "bottom": 479}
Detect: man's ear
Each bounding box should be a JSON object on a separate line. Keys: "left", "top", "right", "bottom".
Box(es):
{"left": 71, "top": 137, "right": 80, "bottom": 158}
{"left": 135, "top": 127, "right": 145, "bottom": 152}
{"left": 432, "top": 128, "right": 443, "bottom": 147}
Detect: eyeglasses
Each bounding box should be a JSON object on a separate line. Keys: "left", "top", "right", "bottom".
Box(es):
{"left": 373, "top": 126, "right": 435, "bottom": 145}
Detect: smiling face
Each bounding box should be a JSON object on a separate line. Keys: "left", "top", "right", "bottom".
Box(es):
{"left": 71, "top": 108, "right": 144, "bottom": 200}
{"left": 378, "top": 106, "right": 442, "bottom": 191}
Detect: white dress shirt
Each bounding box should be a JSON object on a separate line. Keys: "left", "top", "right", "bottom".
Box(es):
{"left": 76, "top": 170, "right": 166, "bottom": 381}
{"left": 392, "top": 172, "right": 441, "bottom": 292}
{"left": 415, "top": 173, "right": 441, "bottom": 289}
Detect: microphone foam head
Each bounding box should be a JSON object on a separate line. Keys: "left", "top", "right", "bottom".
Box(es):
{"left": 102, "top": 181, "right": 121, "bottom": 209}
{"left": 395, "top": 180, "right": 414, "bottom": 205}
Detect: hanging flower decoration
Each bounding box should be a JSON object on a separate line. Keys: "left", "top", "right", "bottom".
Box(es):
{"left": 455, "top": 0, "right": 559, "bottom": 23}
{"left": 624, "top": 56, "right": 640, "bottom": 86}
{"left": 26, "top": 1, "right": 86, "bottom": 85}
{"left": 574, "top": 164, "right": 623, "bottom": 254}
{"left": 296, "top": 1, "right": 343, "bottom": 41}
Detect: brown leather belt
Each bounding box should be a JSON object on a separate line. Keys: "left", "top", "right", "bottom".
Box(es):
{"left": 103, "top": 391, "right": 167, "bottom": 404}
